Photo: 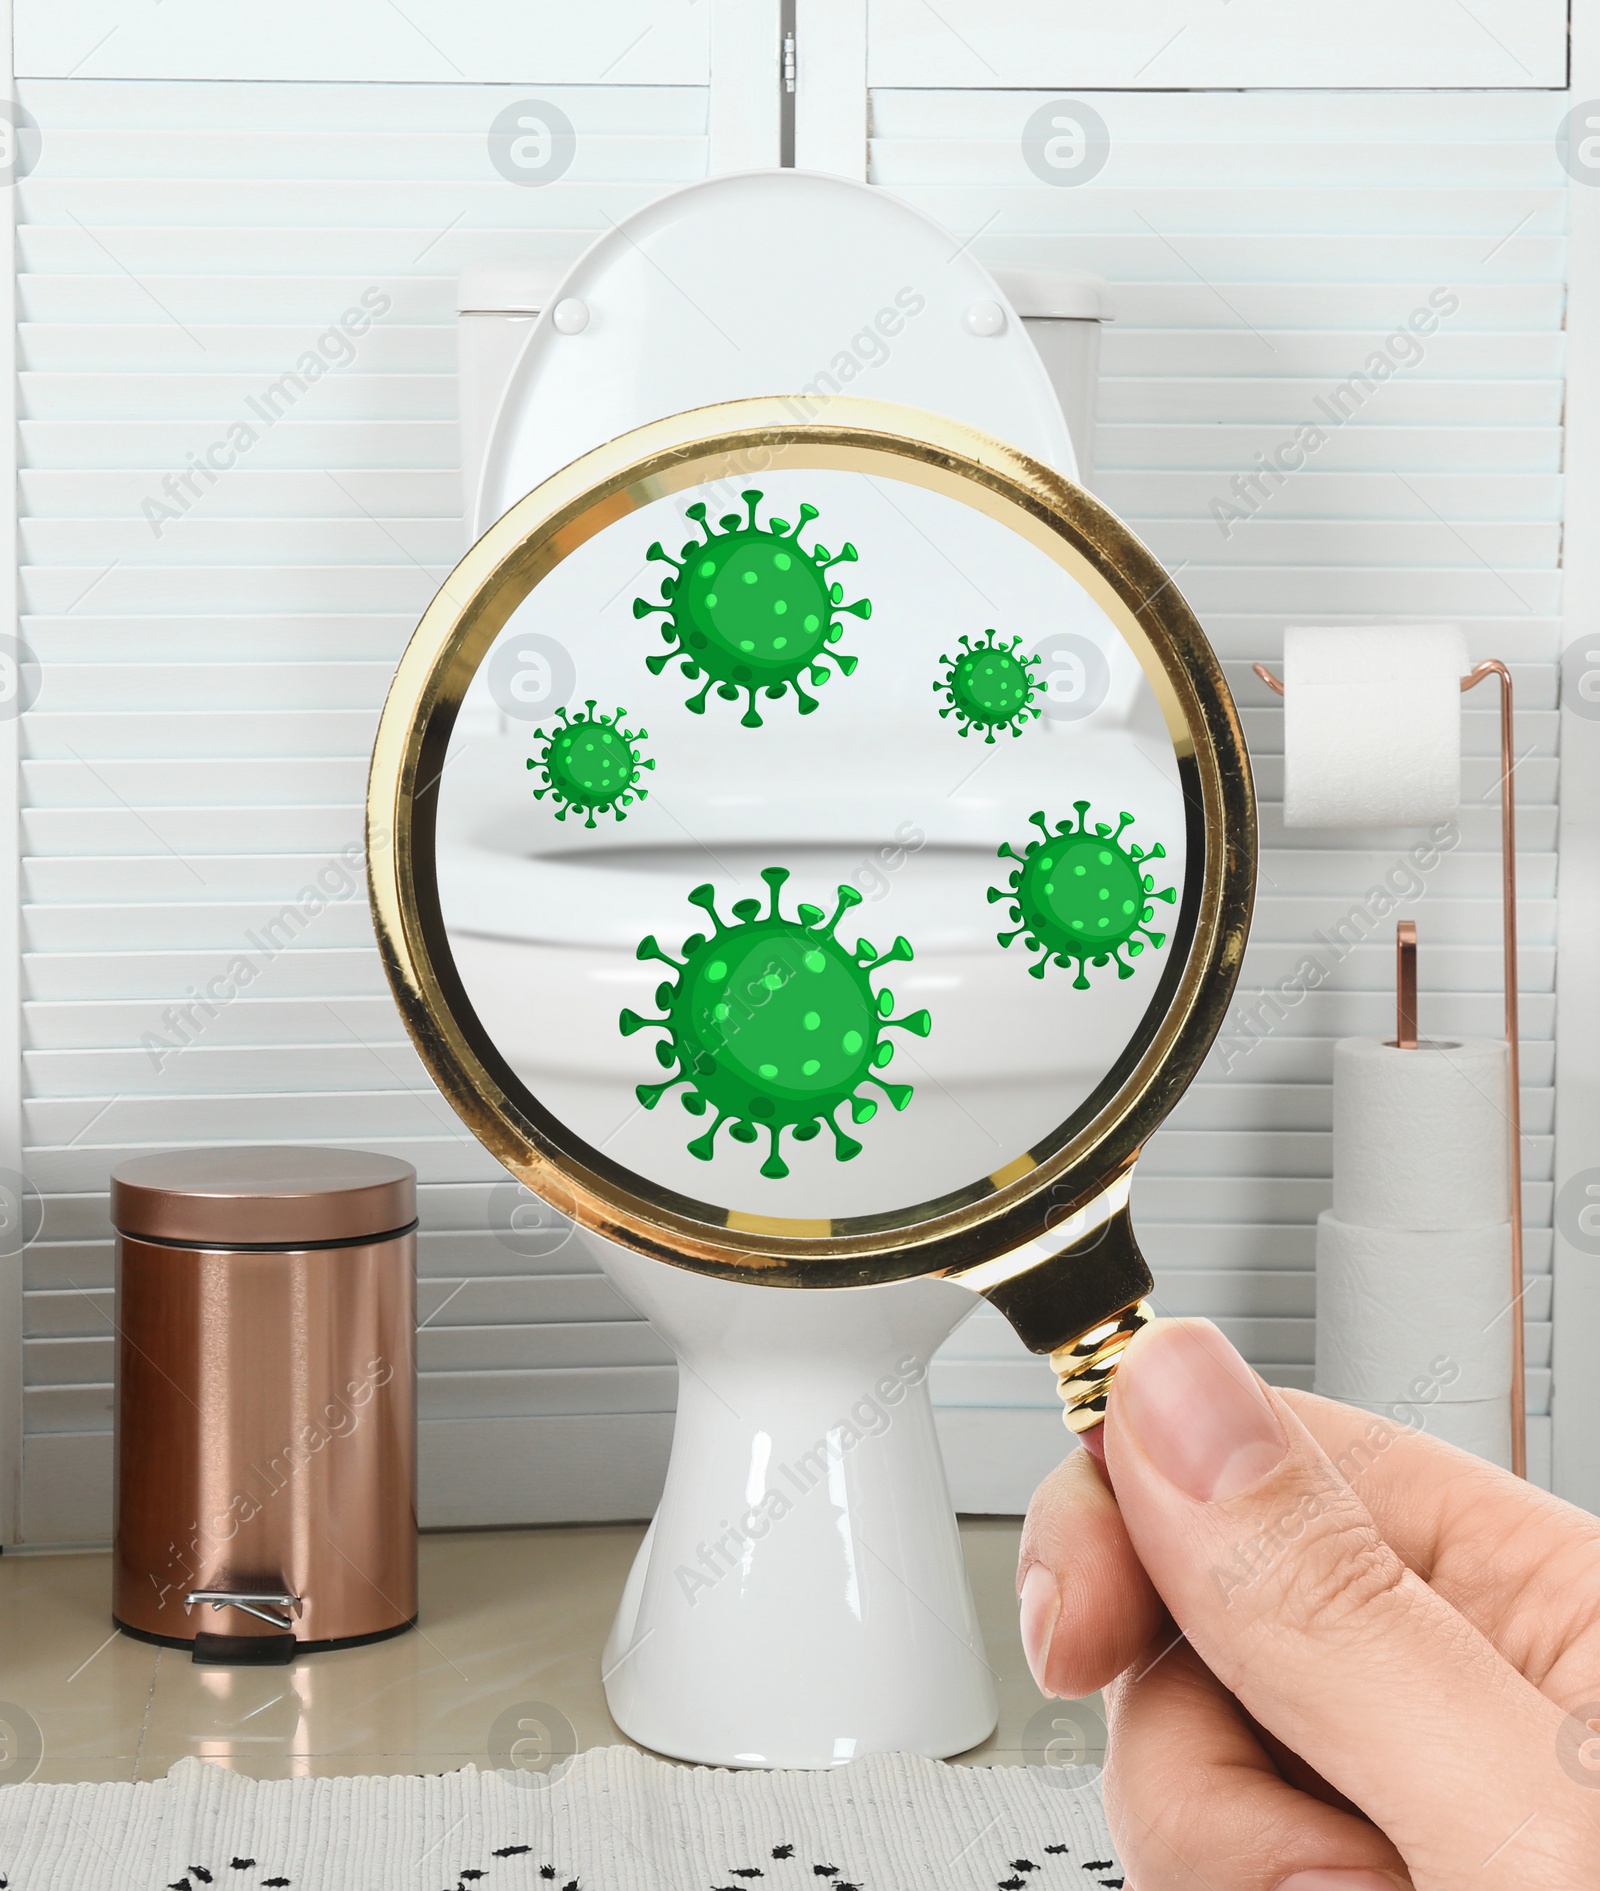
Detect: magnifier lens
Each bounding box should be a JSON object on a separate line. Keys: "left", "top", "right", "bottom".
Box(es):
{"left": 436, "top": 465, "right": 1191, "bottom": 1230}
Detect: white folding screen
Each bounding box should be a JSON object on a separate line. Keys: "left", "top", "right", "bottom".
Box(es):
{"left": 2, "top": 0, "right": 1584, "bottom": 1540}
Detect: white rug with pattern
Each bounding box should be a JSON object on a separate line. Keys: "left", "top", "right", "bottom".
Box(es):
{"left": 0, "top": 1749, "right": 1120, "bottom": 1891}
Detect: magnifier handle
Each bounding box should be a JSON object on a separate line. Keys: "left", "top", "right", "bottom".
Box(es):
{"left": 978, "top": 1197, "right": 1155, "bottom": 1435}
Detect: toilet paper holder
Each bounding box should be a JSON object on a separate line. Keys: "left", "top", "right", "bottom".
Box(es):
{"left": 1254, "top": 656, "right": 1527, "bottom": 1477}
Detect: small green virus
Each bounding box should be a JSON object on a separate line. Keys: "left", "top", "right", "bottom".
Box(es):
{"left": 632, "top": 489, "right": 871, "bottom": 728}
{"left": 526, "top": 700, "right": 654, "bottom": 829}
{"left": 989, "top": 802, "right": 1177, "bottom": 986}
{"left": 934, "top": 628, "right": 1043, "bottom": 742}
{"left": 619, "top": 867, "right": 932, "bottom": 1180}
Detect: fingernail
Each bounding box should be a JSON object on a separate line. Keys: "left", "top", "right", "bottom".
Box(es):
{"left": 1018, "top": 1560, "right": 1060, "bottom": 1695}
{"left": 1274, "top": 1871, "right": 1410, "bottom": 1891}
{"left": 1116, "top": 1319, "right": 1287, "bottom": 1502}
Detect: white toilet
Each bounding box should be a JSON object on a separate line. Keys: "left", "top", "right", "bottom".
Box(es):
{"left": 443, "top": 173, "right": 1124, "bottom": 1766}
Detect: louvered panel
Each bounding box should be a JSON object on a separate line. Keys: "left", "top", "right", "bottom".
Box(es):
{"left": 22, "top": 713, "right": 379, "bottom": 759}
{"left": 22, "top": 807, "right": 367, "bottom": 854}
{"left": 1102, "top": 332, "right": 1567, "bottom": 379}
{"left": 20, "top": 566, "right": 446, "bottom": 613}
{"left": 20, "top": 325, "right": 453, "bottom": 372}
{"left": 874, "top": 145, "right": 1565, "bottom": 192}
{"left": 1109, "top": 473, "right": 1565, "bottom": 520}
{"left": 22, "top": 423, "right": 456, "bottom": 468}
{"left": 420, "top": 1368, "right": 677, "bottom": 1422}
{"left": 13, "top": 73, "right": 713, "bottom": 1538}
{"left": 1144, "top": 522, "right": 1561, "bottom": 567}
{"left": 20, "top": 179, "right": 707, "bottom": 230}
{"left": 18, "top": 15, "right": 711, "bottom": 86}
{"left": 26, "top": 1042, "right": 429, "bottom": 1097}
{"left": 20, "top": 372, "right": 453, "bottom": 420}
{"left": 415, "top": 1275, "right": 633, "bottom": 1326}
{"left": 23, "top": 949, "right": 381, "bottom": 1001}
{"left": 1100, "top": 425, "right": 1560, "bottom": 473}
{"left": 21, "top": 279, "right": 457, "bottom": 324}
{"left": 21, "top": 521, "right": 463, "bottom": 563}
{"left": 870, "top": 86, "right": 1569, "bottom": 144}
{"left": 873, "top": 88, "right": 1563, "bottom": 1460}
{"left": 863, "top": 2, "right": 1565, "bottom": 88}
{"left": 23, "top": 667, "right": 402, "bottom": 715}
{"left": 23, "top": 995, "right": 405, "bottom": 1049}
{"left": 18, "top": 80, "right": 709, "bottom": 133}
{"left": 26, "top": 613, "right": 421, "bottom": 660}
{"left": 1100, "top": 283, "right": 1564, "bottom": 329}
{"left": 23, "top": 848, "right": 415, "bottom": 897}
{"left": 22, "top": 470, "right": 459, "bottom": 514}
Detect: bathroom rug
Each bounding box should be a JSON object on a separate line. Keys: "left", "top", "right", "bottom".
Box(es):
{"left": 0, "top": 1746, "right": 1120, "bottom": 1890}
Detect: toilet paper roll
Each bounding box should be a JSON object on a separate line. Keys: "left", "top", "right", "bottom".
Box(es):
{"left": 1314, "top": 1212, "right": 1512, "bottom": 1403}
{"left": 1336, "top": 1395, "right": 1512, "bottom": 1472}
{"left": 1282, "top": 624, "right": 1467, "bottom": 827}
{"left": 1332, "top": 1036, "right": 1510, "bottom": 1231}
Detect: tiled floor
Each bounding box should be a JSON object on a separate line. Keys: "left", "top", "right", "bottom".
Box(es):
{"left": 0, "top": 1520, "right": 1094, "bottom": 1783}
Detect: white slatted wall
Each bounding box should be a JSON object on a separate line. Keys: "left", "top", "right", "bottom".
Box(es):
{"left": 900, "top": 90, "right": 1561, "bottom": 1489}
{"left": 12, "top": 72, "right": 1568, "bottom": 1539}
{"left": 15, "top": 78, "right": 708, "bottom": 1542}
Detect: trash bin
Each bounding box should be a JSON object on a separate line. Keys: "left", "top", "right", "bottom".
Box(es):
{"left": 110, "top": 1146, "right": 418, "bottom": 1664}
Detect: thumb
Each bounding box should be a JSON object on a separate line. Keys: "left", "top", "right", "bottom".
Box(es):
{"left": 1098, "top": 1319, "right": 1581, "bottom": 1884}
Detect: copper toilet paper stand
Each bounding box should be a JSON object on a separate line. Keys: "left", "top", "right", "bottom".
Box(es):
{"left": 1255, "top": 657, "right": 1527, "bottom": 1478}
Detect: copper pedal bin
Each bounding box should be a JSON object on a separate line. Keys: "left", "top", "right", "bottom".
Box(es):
{"left": 111, "top": 1147, "right": 418, "bottom": 1664}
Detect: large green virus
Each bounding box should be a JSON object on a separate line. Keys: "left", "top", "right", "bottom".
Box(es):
{"left": 934, "top": 628, "right": 1044, "bottom": 742}
{"left": 526, "top": 700, "right": 653, "bottom": 828}
{"left": 632, "top": 490, "right": 871, "bottom": 728}
{"left": 619, "top": 867, "right": 932, "bottom": 1180}
{"left": 989, "top": 802, "right": 1176, "bottom": 985}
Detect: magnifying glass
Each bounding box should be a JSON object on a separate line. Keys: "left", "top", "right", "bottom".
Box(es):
{"left": 368, "top": 396, "right": 1255, "bottom": 1433}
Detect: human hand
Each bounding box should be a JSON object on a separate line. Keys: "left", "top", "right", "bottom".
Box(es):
{"left": 1016, "top": 1317, "right": 1600, "bottom": 1889}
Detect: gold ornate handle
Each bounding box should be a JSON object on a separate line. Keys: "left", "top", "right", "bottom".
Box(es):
{"left": 1050, "top": 1299, "right": 1153, "bottom": 1433}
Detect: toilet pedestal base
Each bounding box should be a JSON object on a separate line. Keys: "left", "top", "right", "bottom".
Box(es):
{"left": 595, "top": 1245, "right": 999, "bottom": 1767}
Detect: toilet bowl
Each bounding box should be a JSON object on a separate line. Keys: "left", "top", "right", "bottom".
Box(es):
{"left": 595, "top": 1245, "right": 989, "bottom": 1767}
{"left": 441, "top": 173, "right": 1131, "bottom": 1764}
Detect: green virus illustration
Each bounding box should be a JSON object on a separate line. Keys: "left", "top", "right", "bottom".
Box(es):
{"left": 934, "top": 628, "right": 1044, "bottom": 742}
{"left": 619, "top": 867, "right": 932, "bottom": 1180}
{"left": 526, "top": 701, "right": 654, "bottom": 828}
{"left": 989, "top": 802, "right": 1177, "bottom": 986}
{"left": 632, "top": 489, "right": 872, "bottom": 728}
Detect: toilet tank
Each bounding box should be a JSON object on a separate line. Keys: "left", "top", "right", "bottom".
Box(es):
{"left": 455, "top": 261, "right": 1111, "bottom": 543}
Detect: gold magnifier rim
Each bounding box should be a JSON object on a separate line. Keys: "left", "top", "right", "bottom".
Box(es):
{"left": 367, "top": 396, "right": 1255, "bottom": 1289}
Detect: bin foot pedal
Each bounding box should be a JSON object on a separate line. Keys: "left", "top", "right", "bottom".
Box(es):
{"left": 192, "top": 1630, "right": 297, "bottom": 1665}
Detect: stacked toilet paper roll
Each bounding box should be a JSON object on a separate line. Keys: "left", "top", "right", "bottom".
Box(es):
{"left": 1314, "top": 1037, "right": 1514, "bottom": 1467}
{"left": 1283, "top": 624, "right": 1468, "bottom": 827}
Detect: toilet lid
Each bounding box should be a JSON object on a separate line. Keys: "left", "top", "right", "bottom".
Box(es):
{"left": 477, "top": 171, "right": 1078, "bottom": 534}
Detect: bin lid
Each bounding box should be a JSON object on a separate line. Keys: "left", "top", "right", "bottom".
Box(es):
{"left": 112, "top": 1146, "right": 417, "bottom": 1247}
